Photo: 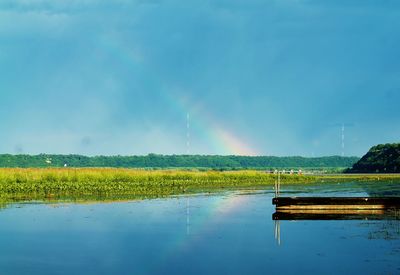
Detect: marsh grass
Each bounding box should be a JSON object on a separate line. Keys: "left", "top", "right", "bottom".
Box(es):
{"left": 321, "top": 174, "right": 400, "bottom": 181}
{"left": 0, "top": 168, "right": 313, "bottom": 200}
{"left": 0, "top": 168, "right": 399, "bottom": 204}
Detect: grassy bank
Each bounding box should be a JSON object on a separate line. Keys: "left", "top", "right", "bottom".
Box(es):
{"left": 0, "top": 168, "right": 313, "bottom": 200}
{"left": 320, "top": 173, "right": 400, "bottom": 181}
{"left": 0, "top": 168, "right": 399, "bottom": 203}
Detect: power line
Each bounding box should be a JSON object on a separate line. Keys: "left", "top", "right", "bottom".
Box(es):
{"left": 186, "top": 113, "right": 190, "bottom": 155}
{"left": 341, "top": 124, "right": 345, "bottom": 157}
{"left": 327, "top": 123, "right": 354, "bottom": 156}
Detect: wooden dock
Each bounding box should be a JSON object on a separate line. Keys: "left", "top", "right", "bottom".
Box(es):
{"left": 273, "top": 197, "right": 400, "bottom": 210}
{"left": 272, "top": 197, "right": 400, "bottom": 220}
{"left": 273, "top": 209, "right": 400, "bottom": 220}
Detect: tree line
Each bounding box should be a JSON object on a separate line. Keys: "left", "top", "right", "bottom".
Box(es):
{"left": 0, "top": 154, "right": 359, "bottom": 169}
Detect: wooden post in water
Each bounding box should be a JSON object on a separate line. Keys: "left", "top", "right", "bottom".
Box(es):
{"left": 277, "top": 171, "right": 281, "bottom": 197}
{"left": 274, "top": 220, "right": 281, "bottom": 245}
{"left": 186, "top": 196, "right": 190, "bottom": 235}
{"left": 274, "top": 171, "right": 281, "bottom": 198}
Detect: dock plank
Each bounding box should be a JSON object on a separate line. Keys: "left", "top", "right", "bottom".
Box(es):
{"left": 273, "top": 197, "right": 400, "bottom": 211}
{"left": 272, "top": 209, "right": 400, "bottom": 220}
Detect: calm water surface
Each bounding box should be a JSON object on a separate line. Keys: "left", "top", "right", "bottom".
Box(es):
{"left": 0, "top": 181, "right": 399, "bottom": 275}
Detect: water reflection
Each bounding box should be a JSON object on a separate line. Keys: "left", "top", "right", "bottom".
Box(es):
{"left": 272, "top": 180, "right": 400, "bottom": 262}
{"left": 273, "top": 208, "right": 400, "bottom": 220}
{"left": 277, "top": 181, "right": 400, "bottom": 197}
{"left": 0, "top": 181, "right": 399, "bottom": 274}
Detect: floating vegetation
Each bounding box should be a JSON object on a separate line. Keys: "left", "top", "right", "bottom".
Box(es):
{"left": 0, "top": 168, "right": 399, "bottom": 204}
{"left": 0, "top": 168, "right": 313, "bottom": 201}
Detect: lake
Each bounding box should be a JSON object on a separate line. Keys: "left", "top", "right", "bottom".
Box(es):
{"left": 0, "top": 181, "right": 399, "bottom": 275}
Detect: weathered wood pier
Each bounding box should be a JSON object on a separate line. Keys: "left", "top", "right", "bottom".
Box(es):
{"left": 272, "top": 171, "right": 400, "bottom": 221}
{"left": 273, "top": 197, "right": 400, "bottom": 220}
{"left": 273, "top": 197, "right": 400, "bottom": 210}
{"left": 273, "top": 209, "right": 400, "bottom": 220}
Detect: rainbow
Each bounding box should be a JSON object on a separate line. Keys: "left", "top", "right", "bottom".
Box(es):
{"left": 148, "top": 193, "right": 252, "bottom": 274}
{"left": 96, "top": 33, "right": 259, "bottom": 156}
{"left": 163, "top": 93, "right": 258, "bottom": 155}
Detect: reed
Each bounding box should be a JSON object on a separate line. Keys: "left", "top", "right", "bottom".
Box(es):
{"left": 0, "top": 168, "right": 313, "bottom": 200}
{"left": 0, "top": 168, "right": 399, "bottom": 202}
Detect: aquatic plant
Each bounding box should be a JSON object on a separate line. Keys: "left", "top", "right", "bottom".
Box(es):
{"left": 0, "top": 168, "right": 314, "bottom": 200}
{"left": 0, "top": 168, "right": 399, "bottom": 203}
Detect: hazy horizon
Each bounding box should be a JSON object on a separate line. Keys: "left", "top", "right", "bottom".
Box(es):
{"left": 0, "top": 152, "right": 362, "bottom": 158}
{"left": 1, "top": 1, "right": 399, "bottom": 157}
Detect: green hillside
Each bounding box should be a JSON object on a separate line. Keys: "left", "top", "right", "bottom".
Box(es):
{"left": 347, "top": 143, "right": 400, "bottom": 173}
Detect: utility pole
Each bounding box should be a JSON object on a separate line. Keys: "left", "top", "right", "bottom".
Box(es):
{"left": 341, "top": 124, "right": 345, "bottom": 157}
{"left": 186, "top": 113, "right": 190, "bottom": 155}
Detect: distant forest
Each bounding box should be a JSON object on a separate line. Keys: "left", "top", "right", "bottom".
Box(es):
{"left": 0, "top": 154, "right": 359, "bottom": 170}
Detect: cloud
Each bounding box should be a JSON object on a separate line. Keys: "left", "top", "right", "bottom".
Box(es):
{"left": 0, "top": 0, "right": 399, "bottom": 156}
{"left": 0, "top": 0, "right": 162, "bottom": 14}
{"left": 80, "top": 136, "right": 92, "bottom": 147}
{"left": 0, "top": 10, "right": 71, "bottom": 37}
{"left": 0, "top": 126, "right": 187, "bottom": 156}
{"left": 14, "top": 144, "right": 24, "bottom": 154}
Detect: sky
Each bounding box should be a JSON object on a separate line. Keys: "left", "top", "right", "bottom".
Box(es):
{"left": 0, "top": 0, "right": 399, "bottom": 157}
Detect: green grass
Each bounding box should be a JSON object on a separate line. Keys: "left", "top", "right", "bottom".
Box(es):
{"left": 0, "top": 168, "right": 312, "bottom": 200}
{"left": 0, "top": 168, "right": 399, "bottom": 204}
{"left": 318, "top": 173, "right": 400, "bottom": 181}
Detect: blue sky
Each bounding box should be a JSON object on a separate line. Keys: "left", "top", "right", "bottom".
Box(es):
{"left": 0, "top": 0, "right": 399, "bottom": 156}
